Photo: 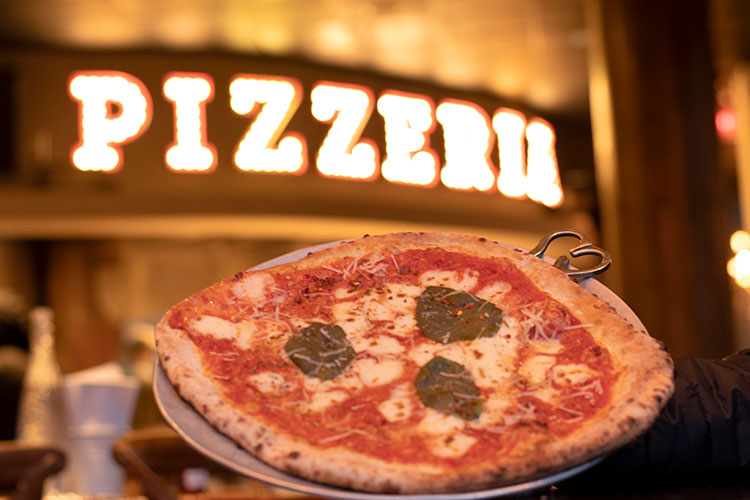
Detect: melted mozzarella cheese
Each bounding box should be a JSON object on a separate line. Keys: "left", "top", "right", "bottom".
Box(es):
{"left": 391, "top": 313, "right": 417, "bottom": 337}
{"left": 331, "top": 283, "right": 422, "bottom": 339}
{"left": 363, "top": 295, "right": 391, "bottom": 321}
{"left": 383, "top": 284, "right": 422, "bottom": 336}
{"left": 419, "top": 411, "right": 478, "bottom": 457}
{"left": 531, "top": 385, "right": 557, "bottom": 403}
{"left": 407, "top": 342, "right": 445, "bottom": 366}
{"left": 377, "top": 383, "right": 413, "bottom": 422}
{"left": 308, "top": 390, "right": 349, "bottom": 412}
{"left": 519, "top": 355, "right": 556, "bottom": 385}
{"left": 302, "top": 369, "right": 363, "bottom": 392}
{"left": 350, "top": 335, "right": 404, "bottom": 356}
{"left": 418, "top": 270, "right": 479, "bottom": 290}
{"left": 192, "top": 315, "right": 237, "bottom": 340}
{"left": 191, "top": 316, "right": 258, "bottom": 350}
{"left": 248, "top": 371, "right": 291, "bottom": 394}
{"left": 430, "top": 433, "right": 477, "bottom": 458}
{"left": 441, "top": 334, "right": 521, "bottom": 387}
{"left": 408, "top": 320, "right": 523, "bottom": 387}
{"left": 232, "top": 272, "right": 272, "bottom": 301}
{"left": 331, "top": 300, "right": 367, "bottom": 336}
{"left": 354, "top": 358, "right": 403, "bottom": 386}
{"left": 552, "top": 364, "right": 596, "bottom": 386}
{"left": 532, "top": 340, "right": 564, "bottom": 354}
{"left": 476, "top": 281, "right": 512, "bottom": 304}
{"left": 385, "top": 283, "right": 423, "bottom": 311}
{"left": 417, "top": 409, "right": 466, "bottom": 435}
{"left": 191, "top": 312, "right": 293, "bottom": 351}
{"left": 472, "top": 392, "right": 514, "bottom": 428}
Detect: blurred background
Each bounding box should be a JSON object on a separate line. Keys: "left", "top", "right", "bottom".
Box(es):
{"left": 1, "top": 0, "right": 750, "bottom": 439}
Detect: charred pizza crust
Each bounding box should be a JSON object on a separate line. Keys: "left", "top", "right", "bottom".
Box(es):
{"left": 155, "top": 231, "right": 674, "bottom": 493}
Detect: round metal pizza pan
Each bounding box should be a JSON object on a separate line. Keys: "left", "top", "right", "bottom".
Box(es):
{"left": 154, "top": 239, "right": 646, "bottom": 500}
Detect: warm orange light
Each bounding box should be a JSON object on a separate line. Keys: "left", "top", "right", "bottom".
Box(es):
{"left": 715, "top": 107, "right": 738, "bottom": 141}
{"left": 493, "top": 108, "right": 527, "bottom": 199}
{"left": 728, "top": 250, "right": 750, "bottom": 288}
{"left": 311, "top": 82, "right": 378, "bottom": 180}
{"left": 376, "top": 91, "right": 439, "bottom": 187}
{"left": 728, "top": 230, "right": 750, "bottom": 288}
{"left": 163, "top": 72, "right": 217, "bottom": 173}
{"left": 436, "top": 99, "right": 496, "bottom": 192}
{"left": 69, "top": 71, "right": 151, "bottom": 172}
{"left": 731, "top": 230, "right": 750, "bottom": 253}
{"left": 230, "top": 75, "right": 306, "bottom": 174}
{"left": 525, "top": 119, "right": 563, "bottom": 208}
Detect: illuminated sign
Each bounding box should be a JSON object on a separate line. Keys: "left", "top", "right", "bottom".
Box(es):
{"left": 69, "top": 71, "right": 563, "bottom": 208}
{"left": 437, "top": 99, "right": 496, "bottom": 192}
{"left": 69, "top": 71, "right": 151, "bottom": 172}
{"left": 525, "top": 119, "right": 563, "bottom": 208}
{"left": 163, "top": 72, "right": 217, "bottom": 172}
{"left": 229, "top": 74, "right": 307, "bottom": 174}
{"left": 377, "top": 91, "right": 438, "bottom": 187}
{"left": 493, "top": 108, "right": 527, "bottom": 199}
{"left": 312, "top": 81, "right": 378, "bottom": 180}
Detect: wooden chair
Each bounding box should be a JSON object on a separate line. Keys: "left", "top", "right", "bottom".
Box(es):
{"left": 0, "top": 442, "right": 66, "bottom": 500}
{"left": 112, "top": 426, "right": 306, "bottom": 500}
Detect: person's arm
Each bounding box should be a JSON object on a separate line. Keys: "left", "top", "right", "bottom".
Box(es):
{"left": 571, "top": 349, "right": 750, "bottom": 483}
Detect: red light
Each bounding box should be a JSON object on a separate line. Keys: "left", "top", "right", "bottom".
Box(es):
{"left": 715, "top": 108, "right": 737, "bottom": 141}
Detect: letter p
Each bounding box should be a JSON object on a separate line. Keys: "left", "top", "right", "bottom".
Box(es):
{"left": 69, "top": 71, "right": 151, "bottom": 172}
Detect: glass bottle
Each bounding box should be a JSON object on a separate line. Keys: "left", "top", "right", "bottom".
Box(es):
{"left": 16, "top": 306, "right": 64, "bottom": 445}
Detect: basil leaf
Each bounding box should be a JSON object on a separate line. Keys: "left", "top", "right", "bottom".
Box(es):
{"left": 416, "top": 286, "right": 503, "bottom": 344}
{"left": 415, "top": 356, "right": 482, "bottom": 420}
{"left": 284, "top": 322, "right": 356, "bottom": 380}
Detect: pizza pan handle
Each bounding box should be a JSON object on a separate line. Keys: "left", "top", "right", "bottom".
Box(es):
{"left": 529, "top": 230, "right": 611, "bottom": 281}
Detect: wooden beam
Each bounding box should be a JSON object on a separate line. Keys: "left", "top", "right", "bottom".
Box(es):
{"left": 585, "top": 0, "right": 734, "bottom": 357}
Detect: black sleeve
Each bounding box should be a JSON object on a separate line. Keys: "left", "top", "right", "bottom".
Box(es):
{"left": 571, "top": 349, "right": 750, "bottom": 483}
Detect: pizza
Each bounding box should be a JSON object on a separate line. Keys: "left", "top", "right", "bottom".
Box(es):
{"left": 154, "top": 231, "right": 674, "bottom": 494}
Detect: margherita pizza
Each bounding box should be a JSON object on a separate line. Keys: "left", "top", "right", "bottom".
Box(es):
{"left": 155, "top": 232, "right": 674, "bottom": 494}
